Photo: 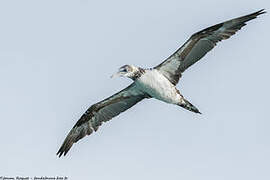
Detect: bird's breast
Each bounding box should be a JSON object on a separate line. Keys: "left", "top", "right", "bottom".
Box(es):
{"left": 135, "top": 70, "right": 181, "bottom": 104}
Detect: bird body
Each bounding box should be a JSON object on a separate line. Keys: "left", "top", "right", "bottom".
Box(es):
{"left": 57, "top": 9, "right": 265, "bottom": 157}
{"left": 135, "top": 69, "right": 182, "bottom": 105}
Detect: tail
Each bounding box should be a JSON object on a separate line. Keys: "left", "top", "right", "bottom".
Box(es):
{"left": 178, "top": 99, "right": 201, "bottom": 114}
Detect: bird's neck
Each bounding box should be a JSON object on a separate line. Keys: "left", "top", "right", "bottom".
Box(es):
{"left": 130, "top": 67, "right": 145, "bottom": 80}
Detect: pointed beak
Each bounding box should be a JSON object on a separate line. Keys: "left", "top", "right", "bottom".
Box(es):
{"left": 110, "top": 71, "right": 122, "bottom": 78}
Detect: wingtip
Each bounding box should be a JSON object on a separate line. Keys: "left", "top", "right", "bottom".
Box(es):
{"left": 56, "top": 149, "right": 64, "bottom": 158}
{"left": 56, "top": 139, "right": 71, "bottom": 158}
{"left": 56, "top": 144, "right": 70, "bottom": 158}
{"left": 235, "top": 9, "right": 267, "bottom": 25}
{"left": 250, "top": 9, "right": 266, "bottom": 17}
{"left": 257, "top": 9, "right": 267, "bottom": 15}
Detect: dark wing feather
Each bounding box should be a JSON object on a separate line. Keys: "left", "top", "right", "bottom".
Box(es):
{"left": 155, "top": 9, "right": 266, "bottom": 85}
{"left": 57, "top": 83, "right": 147, "bottom": 157}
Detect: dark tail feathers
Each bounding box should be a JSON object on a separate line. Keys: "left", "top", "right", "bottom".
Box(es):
{"left": 178, "top": 99, "right": 201, "bottom": 114}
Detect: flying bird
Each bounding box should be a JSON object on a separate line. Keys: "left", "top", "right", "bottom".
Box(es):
{"left": 57, "top": 9, "right": 265, "bottom": 157}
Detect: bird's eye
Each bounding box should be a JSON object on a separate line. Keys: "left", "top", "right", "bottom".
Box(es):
{"left": 121, "top": 69, "right": 127, "bottom": 72}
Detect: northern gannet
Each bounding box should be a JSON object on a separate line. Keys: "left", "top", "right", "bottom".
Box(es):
{"left": 57, "top": 9, "right": 265, "bottom": 157}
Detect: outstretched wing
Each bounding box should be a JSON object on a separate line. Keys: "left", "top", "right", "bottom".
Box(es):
{"left": 155, "top": 9, "right": 265, "bottom": 85}
{"left": 57, "top": 83, "right": 147, "bottom": 157}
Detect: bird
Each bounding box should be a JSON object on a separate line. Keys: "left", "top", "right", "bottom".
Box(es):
{"left": 57, "top": 9, "right": 265, "bottom": 157}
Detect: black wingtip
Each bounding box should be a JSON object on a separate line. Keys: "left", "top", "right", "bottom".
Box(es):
{"left": 255, "top": 9, "right": 266, "bottom": 15}
{"left": 238, "top": 9, "right": 266, "bottom": 22}
{"left": 249, "top": 9, "right": 267, "bottom": 17}
{"left": 241, "top": 9, "right": 266, "bottom": 22}
{"left": 56, "top": 136, "right": 73, "bottom": 158}
{"left": 56, "top": 147, "right": 65, "bottom": 158}
{"left": 57, "top": 143, "right": 71, "bottom": 158}
{"left": 57, "top": 149, "right": 69, "bottom": 158}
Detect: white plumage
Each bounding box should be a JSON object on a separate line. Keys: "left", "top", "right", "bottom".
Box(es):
{"left": 135, "top": 69, "right": 181, "bottom": 104}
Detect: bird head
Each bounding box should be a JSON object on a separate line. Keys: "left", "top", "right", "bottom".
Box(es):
{"left": 111, "top": 65, "right": 139, "bottom": 79}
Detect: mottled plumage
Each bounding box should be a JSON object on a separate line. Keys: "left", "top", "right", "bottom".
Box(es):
{"left": 155, "top": 9, "right": 265, "bottom": 85}
{"left": 57, "top": 10, "right": 265, "bottom": 157}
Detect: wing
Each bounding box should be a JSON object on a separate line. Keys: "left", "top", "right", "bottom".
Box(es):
{"left": 57, "top": 83, "right": 147, "bottom": 157}
{"left": 155, "top": 9, "right": 266, "bottom": 85}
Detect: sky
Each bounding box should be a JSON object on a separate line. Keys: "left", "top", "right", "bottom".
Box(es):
{"left": 0, "top": 0, "right": 269, "bottom": 179}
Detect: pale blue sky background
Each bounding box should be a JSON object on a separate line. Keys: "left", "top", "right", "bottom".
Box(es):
{"left": 0, "top": 0, "right": 269, "bottom": 179}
